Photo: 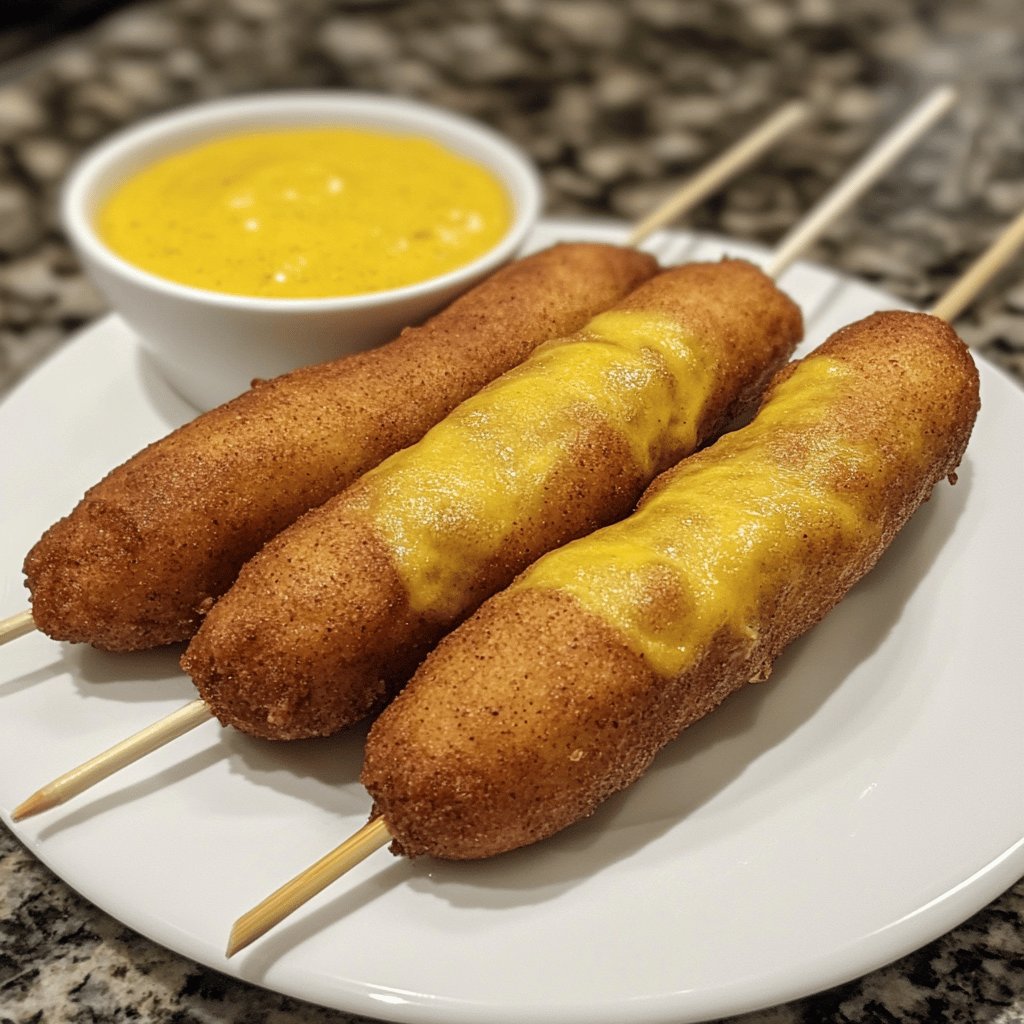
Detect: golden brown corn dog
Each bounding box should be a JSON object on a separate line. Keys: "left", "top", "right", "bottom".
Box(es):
{"left": 361, "top": 311, "right": 980, "bottom": 861}
{"left": 183, "top": 259, "right": 802, "bottom": 739}
{"left": 24, "top": 243, "right": 656, "bottom": 652}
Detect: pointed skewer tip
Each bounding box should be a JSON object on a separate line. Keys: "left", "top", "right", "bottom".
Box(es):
{"left": 225, "top": 926, "right": 251, "bottom": 959}
{"left": 11, "top": 789, "right": 56, "bottom": 821}
{"left": 225, "top": 817, "right": 393, "bottom": 957}
{"left": 9, "top": 699, "right": 215, "bottom": 820}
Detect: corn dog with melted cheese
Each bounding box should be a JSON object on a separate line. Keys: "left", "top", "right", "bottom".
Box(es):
{"left": 361, "top": 311, "right": 980, "bottom": 861}
{"left": 183, "top": 259, "right": 803, "bottom": 740}
{"left": 24, "top": 243, "right": 656, "bottom": 652}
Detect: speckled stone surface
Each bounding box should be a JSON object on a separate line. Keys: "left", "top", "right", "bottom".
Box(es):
{"left": 1, "top": 1, "right": 1023, "bottom": 1022}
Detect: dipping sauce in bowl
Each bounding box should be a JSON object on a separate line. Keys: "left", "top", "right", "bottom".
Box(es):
{"left": 63, "top": 91, "right": 541, "bottom": 410}
{"left": 96, "top": 127, "right": 514, "bottom": 299}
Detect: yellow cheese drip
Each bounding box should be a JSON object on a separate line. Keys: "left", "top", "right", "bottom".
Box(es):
{"left": 359, "top": 310, "right": 715, "bottom": 615}
{"left": 516, "top": 357, "right": 899, "bottom": 679}
{"left": 97, "top": 128, "right": 512, "bottom": 298}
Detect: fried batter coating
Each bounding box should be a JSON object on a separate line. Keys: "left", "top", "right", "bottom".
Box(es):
{"left": 183, "top": 260, "right": 803, "bottom": 739}
{"left": 362, "top": 311, "right": 980, "bottom": 860}
{"left": 24, "top": 243, "right": 657, "bottom": 651}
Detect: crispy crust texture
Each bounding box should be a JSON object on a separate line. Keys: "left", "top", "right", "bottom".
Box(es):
{"left": 24, "top": 243, "right": 657, "bottom": 651}
{"left": 362, "top": 311, "right": 980, "bottom": 860}
{"left": 182, "top": 259, "right": 803, "bottom": 739}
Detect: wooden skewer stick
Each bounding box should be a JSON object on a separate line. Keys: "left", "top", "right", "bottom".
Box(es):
{"left": 625, "top": 98, "right": 809, "bottom": 245}
{"left": 0, "top": 101, "right": 810, "bottom": 655}
{"left": 930, "top": 207, "right": 1024, "bottom": 323}
{"left": 223, "top": 89, "right": 966, "bottom": 957}
{"left": 226, "top": 816, "right": 392, "bottom": 957}
{"left": 764, "top": 84, "right": 956, "bottom": 279}
{"left": 12, "top": 698, "right": 213, "bottom": 820}
{"left": 5, "top": 108, "right": 815, "bottom": 817}
{"left": 0, "top": 613, "right": 32, "bottom": 644}
{"left": 0, "top": 609, "right": 34, "bottom": 646}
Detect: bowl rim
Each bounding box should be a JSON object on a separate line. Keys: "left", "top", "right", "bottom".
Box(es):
{"left": 62, "top": 90, "right": 544, "bottom": 313}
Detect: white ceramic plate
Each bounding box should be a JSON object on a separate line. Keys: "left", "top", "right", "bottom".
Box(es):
{"left": 2, "top": 220, "right": 1022, "bottom": 1024}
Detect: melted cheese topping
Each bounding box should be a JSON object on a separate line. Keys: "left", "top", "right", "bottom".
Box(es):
{"left": 97, "top": 128, "right": 511, "bottom": 298}
{"left": 359, "top": 310, "right": 715, "bottom": 615}
{"left": 515, "top": 357, "right": 899, "bottom": 678}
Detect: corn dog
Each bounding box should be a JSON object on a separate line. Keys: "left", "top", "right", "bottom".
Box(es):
{"left": 23, "top": 243, "right": 656, "bottom": 652}
{"left": 183, "top": 259, "right": 802, "bottom": 740}
{"left": 361, "top": 310, "right": 980, "bottom": 860}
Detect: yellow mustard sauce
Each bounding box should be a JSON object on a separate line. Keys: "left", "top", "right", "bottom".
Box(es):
{"left": 355, "top": 309, "right": 715, "bottom": 616}
{"left": 97, "top": 128, "right": 512, "bottom": 298}
{"left": 515, "top": 356, "right": 901, "bottom": 679}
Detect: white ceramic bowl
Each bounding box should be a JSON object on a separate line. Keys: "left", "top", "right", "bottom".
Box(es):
{"left": 62, "top": 91, "right": 543, "bottom": 410}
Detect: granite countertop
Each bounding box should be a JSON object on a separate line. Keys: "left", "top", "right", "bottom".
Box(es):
{"left": 1, "top": 1, "right": 1023, "bottom": 1022}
